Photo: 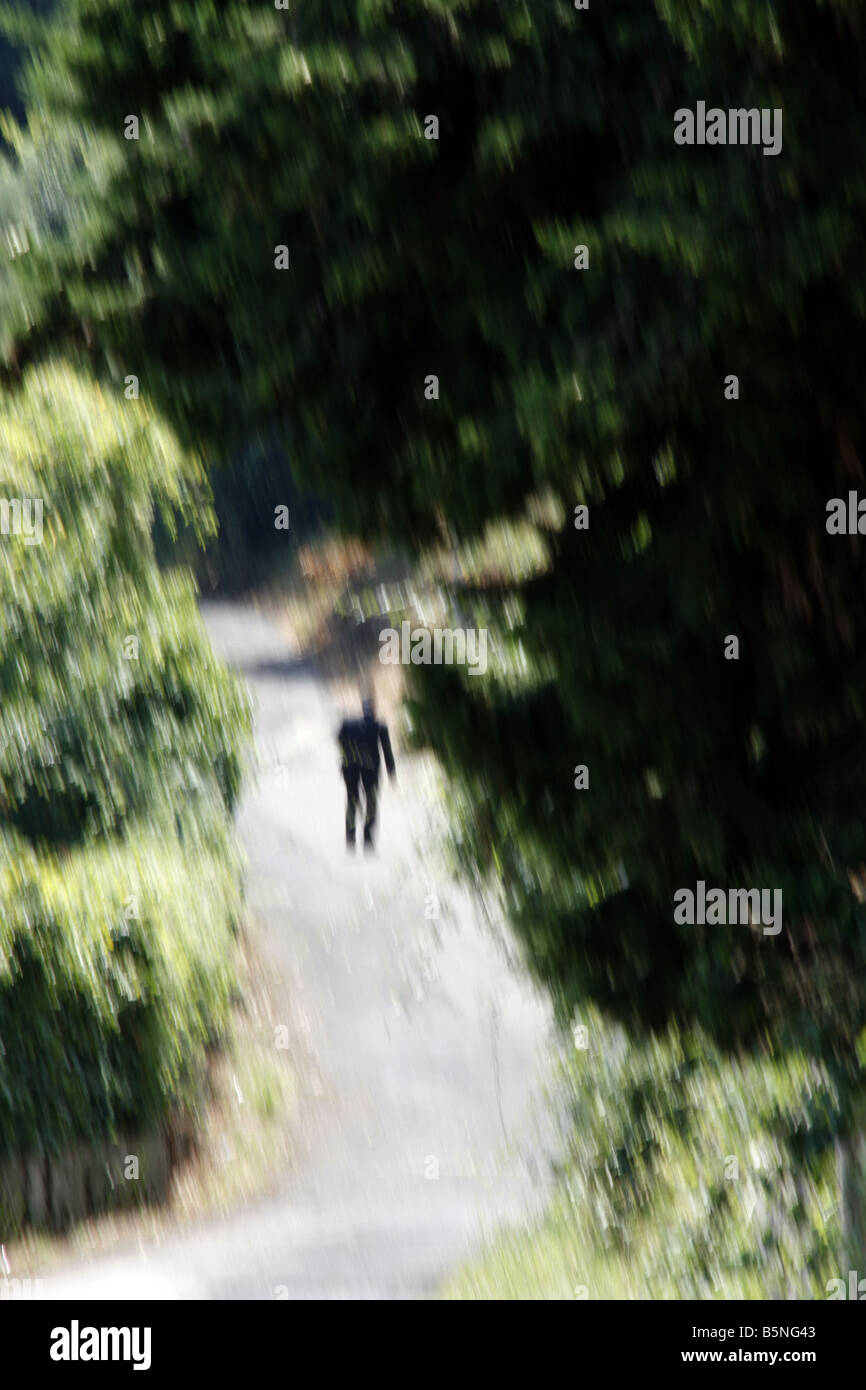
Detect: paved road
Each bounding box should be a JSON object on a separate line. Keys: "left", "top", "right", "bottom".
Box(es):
{"left": 41, "top": 600, "right": 555, "bottom": 1299}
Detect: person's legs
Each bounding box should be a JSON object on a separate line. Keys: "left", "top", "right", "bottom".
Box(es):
{"left": 361, "top": 771, "right": 379, "bottom": 847}
{"left": 343, "top": 766, "right": 361, "bottom": 847}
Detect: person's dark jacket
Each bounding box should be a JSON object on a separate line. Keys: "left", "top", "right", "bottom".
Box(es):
{"left": 338, "top": 714, "right": 396, "bottom": 779}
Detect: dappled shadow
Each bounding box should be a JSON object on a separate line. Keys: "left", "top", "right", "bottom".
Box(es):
{"left": 238, "top": 653, "right": 317, "bottom": 680}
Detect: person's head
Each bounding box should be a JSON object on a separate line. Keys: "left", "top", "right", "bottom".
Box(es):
{"left": 361, "top": 695, "right": 375, "bottom": 721}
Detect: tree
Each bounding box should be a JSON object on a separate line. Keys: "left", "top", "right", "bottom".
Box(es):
{"left": 0, "top": 361, "right": 250, "bottom": 846}
{"left": 7, "top": 0, "right": 866, "bottom": 1265}
{"left": 0, "top": 0, "right": 52, "bottom": 123}
{"left": 1, "top": 0, "right": 674, "bottom": 533}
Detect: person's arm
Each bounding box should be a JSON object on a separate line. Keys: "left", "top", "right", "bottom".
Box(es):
{"left": 379, "top": 724, "right": 396, "bottom": 778}
{"left": 337, "top": 720, "right": 351, "bottom": 767}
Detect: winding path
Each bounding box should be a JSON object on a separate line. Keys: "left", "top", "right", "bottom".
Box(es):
{"left": 42, "top": 600, "right": 555, "bottom": 1300}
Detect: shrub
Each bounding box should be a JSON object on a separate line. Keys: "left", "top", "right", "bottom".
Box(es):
{"left": 0, "top": 362, "right": 252, "bottom": 847}
{"left": 0, "top": 827, "right": 242, "bottom": 1159}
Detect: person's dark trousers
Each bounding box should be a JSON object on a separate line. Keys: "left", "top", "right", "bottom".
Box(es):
{"left": 361, "top": 770, "right": 379, "bottom": 846}
{"left": 343, "top": 765, "right": 361, "bottom": 845}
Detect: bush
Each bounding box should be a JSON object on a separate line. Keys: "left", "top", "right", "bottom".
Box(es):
{"left": 0, "top": 361, "right": 253, "bottom": 1205}
{"left": 0, "top": 361, "right": 252, "bottom": 845}
{"left": 550, "top": 1012, "right": 842, "bottom": 1299}
{"left": 0, "top": 564, "right": 251, "bottom": 845}
{"left": 0, "top": 827, "right": 242, "bottom": 1158}
{"left": 448, "top": 1009, "right": 845, "bottom": 1300}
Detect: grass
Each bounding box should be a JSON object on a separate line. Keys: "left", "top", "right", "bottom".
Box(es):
{"left": 443, "top": 1196, "right": 639, "bottom": 1300}
{"left": 443, "top": 1197, "right": 779, "bottom": 1300}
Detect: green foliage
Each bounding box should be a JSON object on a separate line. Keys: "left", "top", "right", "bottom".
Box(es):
{"left": 0, "top": 109, "right": 103, "bottom": 356}
{"left": 449, "top": 1009, "right": 842, "bottom": 1300}
{"left": 558, "top": 1014, "right": 841, "bottom": 1297}
{"left": 0, "top": 0, "right": 53, "bottom": 123}
{"left": 382, "top": 1, "right": 866, "bottom": 1086}
{"left": 0, "top": 362, "right": 251, "bottom": 846}
{"left": 0, "top": 0, "right": 675, "bottom": 534}
{"left": 0, "top": 362, "right": 251, "bottom": 1170}
{"left": 0, "top": 825, "right": 241, "bottom": 1157}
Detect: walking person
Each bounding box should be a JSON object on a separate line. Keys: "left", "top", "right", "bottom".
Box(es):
{"left": 338, "top": 696, "right": 396, "bottom": 851}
